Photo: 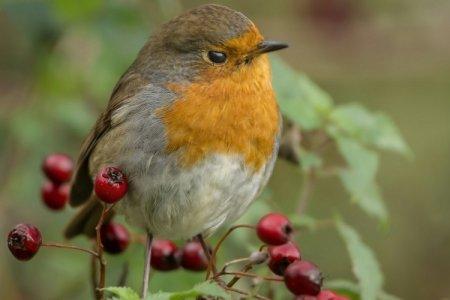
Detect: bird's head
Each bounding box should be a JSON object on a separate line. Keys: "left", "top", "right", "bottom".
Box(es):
{"left": 136, "top": 4, "right": 287, "bottom": 84}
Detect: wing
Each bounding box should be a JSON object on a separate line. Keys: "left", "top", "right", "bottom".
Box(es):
{"left": 69, "top": 70, "right": 148, "bottom": 207}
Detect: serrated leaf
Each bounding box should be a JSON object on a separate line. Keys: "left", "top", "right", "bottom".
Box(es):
{"left": 271, "top": 56, "right": 333, "bottom": 130}
{"left": 104, "top": 287, "right": 140, "bottom": 300}
{"left": 372, "top": 114, "right": 412, "bottom": 158}
{"left": 329, "top": 103, "right": 411, "bottom": 157}
{"left": 335, "top": 137, "right": 388, "bottom": 222}
{"left": 336, "top": 220, "right": 383, "bottom": 300}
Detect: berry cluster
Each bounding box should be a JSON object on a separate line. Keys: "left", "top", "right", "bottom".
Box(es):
{"left": 256, "top": 213, "right": 347, "bottom": 300}
{"left": 41, "top": 153, "right": 73, "bottom": 210}
{"left": 8, "top": 157, "right": 348, "bottom": 299}
{"left": 151, "top": 240, "right": 208, "bottom": 271}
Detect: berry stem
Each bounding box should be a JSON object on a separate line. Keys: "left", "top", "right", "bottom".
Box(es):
{"left": 221, "top": 271, "right": 284, "bottom": 282}
{"left": 220, "top": 257, "right": 249, "bottom": 273}
{"left": 196, "top": 234, "right": 216, "bottom": 277}
{"left": 41, "top": 242, "right": 99, "bottom": 257}
{"left": 94, "top": 203, "right": 109, "bottom": 300}
{"left": 226, "top": 262, "right": 254, "bottom": 287}
{"left": 207, "top": 224, "right": 255, "bottom": 279}
{"left": 91, "top": 249, "right": 99, "bottom": 298}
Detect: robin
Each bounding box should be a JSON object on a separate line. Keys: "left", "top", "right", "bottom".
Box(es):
{"left": 65, "top": 4, "right": 287, "bottom": 297}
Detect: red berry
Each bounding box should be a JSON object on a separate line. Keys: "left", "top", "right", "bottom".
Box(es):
{"left": 100, "top": 223, "right": 130, "bottom": 254}
{"left": 180, "top": 241, "right": 208, "bottom": 271}
{"left": 42, "top": 153, "right": 73, "bottom": 184}
{"left": 41, "top": 181, "right": 69, "bottom": 210}
{"left": 256, "top": 213, "right": 293, "bottom": 245}
{"left": 7, "top": 224, "right": 42, "bottom": 261}
{"left": 94, "top": 167, "right": 128, "bottom": 203}
{"left": 284, "top": 260, "right": 323, "bottom": 296}
{"left": 151, "top": 240, "right": 181, "bottom": 271}
{"left": 268, "top": 242, "right": 301, "bottom": 275}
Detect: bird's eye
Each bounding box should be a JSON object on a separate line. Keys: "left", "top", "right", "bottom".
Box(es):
{"left": 207, "top": 51, "right": 227, "bottom": 64}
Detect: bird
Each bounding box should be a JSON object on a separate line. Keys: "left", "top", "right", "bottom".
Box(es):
{"left": 64, "top": 4, "right": 287, "bottom": 298}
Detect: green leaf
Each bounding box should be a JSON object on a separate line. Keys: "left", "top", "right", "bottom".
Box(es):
{"left": 104, "top": 287, "right": 140, "bottom": 300}
{"left": 372, "top": 113, "right": 413, "bottom": 158}
{"left": 146, "top": 281, "right": 231, "bottom": 300}
{"left": 335, "top": 137, "right": 388, "bottom": 222}
{"left": 271, "top": 56, "right": 333, "bottom": 130}
{"left": 329, "top": 103, "right": 411, "bottom": 157}
{"left": 336, "top": 220, "right": 384, "bottom": 300}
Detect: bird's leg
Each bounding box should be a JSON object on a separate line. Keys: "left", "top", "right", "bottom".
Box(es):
{"left": 196, "top": 234, "right": 218, "bottom": 279}
{"left": 141, "top": 232, "right": 153, "bottom": 300}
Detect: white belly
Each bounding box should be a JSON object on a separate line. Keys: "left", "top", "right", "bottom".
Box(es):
{"left": 116, "top": 154, "right": 267, "bottom": 239}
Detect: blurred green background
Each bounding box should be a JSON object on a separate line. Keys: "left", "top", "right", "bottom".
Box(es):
{"left": 1, "top": 1, "right": 449, "bottom": 299}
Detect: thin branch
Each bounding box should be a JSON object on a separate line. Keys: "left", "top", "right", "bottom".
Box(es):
{"left": 196, "top": 234, "right": 216, "bottom": 279}
{"left": 219, "top": 257, "right": 249, "bottom": 273}
{"left": 91, "top": 251, "right": 99, "bottom": 299}
{"left": 41, "top": 243, "right": 99, "bottom": 257}
{"left": 94, "top": 203, "right": 109, "bottom": 300}
{"left": 226, "top": 262, "right": 254, "bottom": 288}
{"left": 207, "top": 224, "right": 255, "bottom": 279}
{"left": 220, "top": 271, "right": 283, "bottom": 282}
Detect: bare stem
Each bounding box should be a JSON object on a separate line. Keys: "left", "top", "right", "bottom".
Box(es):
{"left": 226, "top": 262, "right": 254, "bottom": 288}
{"left": 91, "top": 251, "right": 99, "bottom": 299}
{"left": 220, "top": 257, "right": 249, "bottom": 273}
{"left": 41, "top": 243, "right": 99, "bottom": 257}
{"left": 207, "top": 224, "right": 255, "bottom": 279}
{"left": 196, "top": 234, "right": 216, "bottom": 279}
{"left": 220, "top": 271, "right": 283, "bottom": 282}
{"left": 94, "top": 203, "right": 109, "bottom": 300}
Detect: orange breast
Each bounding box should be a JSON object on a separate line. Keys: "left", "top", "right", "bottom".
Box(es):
{"left": 157, "top": 55, "right": 279, "bottom": 172}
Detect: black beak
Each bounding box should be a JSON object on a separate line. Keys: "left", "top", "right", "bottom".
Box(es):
{"left": 255, "top": 40, "right": 289, "bottom": 54}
